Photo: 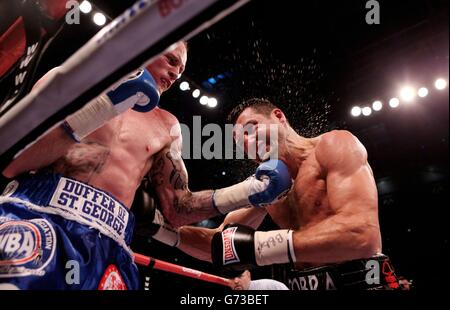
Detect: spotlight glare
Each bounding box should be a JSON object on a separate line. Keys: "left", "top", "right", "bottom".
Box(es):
{"left": 435, "top": 78, "right": 447, "bottom": 90}
{"left": 362, "top": 107, "right": 372, "bottom": 116}
{"left": 192, "top": 89, "right": 200, "bottom": 98}
{"left": 93, "top": 12, "right": 106, "bottom": 26}
{"left": 179, "top": 81, "right": 190, "bottom": 91}
{"left": 199, "top": 96, "right": 209, "bottom": 105}
{"left": 372, "top": 100, "right": 383, "bottom": 111}
{"left": 418, "top": 87, "right": 429, "bottom": 98}
{"left": 207, "top": 97, "right": 218, "bottom": 108}
{"left": 351, "top": 106, "right": 362, "bottom": 117}
{"left": 389, "top": 97, "right": 400, "bottom": 108}
{"left": 400, "top": 86, "right": 416, "bottom": 102}
{"left": 80, "top": 1, "right": 92, "bottom": 13}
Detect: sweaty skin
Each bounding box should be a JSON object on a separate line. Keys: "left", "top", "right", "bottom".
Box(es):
{"left": 177, "top": 108, "right": 382, "bottom": 266}
{"left": 3, "top": 43, "right": 220, "bottom": 223}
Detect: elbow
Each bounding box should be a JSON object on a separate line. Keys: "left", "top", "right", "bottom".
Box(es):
{"left": 159, "top": 193, "right": 190, "bottom": 228}
{"left": 2, "top": 165, "right": 17, "bottom": 179}
{"left": 160, "top": 203, "right": 183, "bottom": 228}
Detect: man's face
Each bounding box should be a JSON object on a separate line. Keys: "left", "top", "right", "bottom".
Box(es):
{"left": 230, "top": 271, "right": 251, "bottom": 290}
{"left": 234, "top": 108, "right": 283, "bottom": 162}
{"left": 146, "top": 42, "right": 187, "bottom": 94}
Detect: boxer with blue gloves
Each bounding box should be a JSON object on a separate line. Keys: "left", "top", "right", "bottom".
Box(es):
{"left": 1, "top": 42, "right": 188, "bottom": 289}
{"left": 1, "top": 41, "right": 294, "bottom": 290}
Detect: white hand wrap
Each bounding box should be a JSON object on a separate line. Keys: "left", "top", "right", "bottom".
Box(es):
{"left": 212, "top": 176, "right": 269, "bottom": 214}
{"left": 64, "top": 94, "right": 119, "bottom": 142}
{"left": 254, "top": 229, "right": 296, "bottom": 266}
{"left": 152, "top": 209, "right": 180, "bottom": 247}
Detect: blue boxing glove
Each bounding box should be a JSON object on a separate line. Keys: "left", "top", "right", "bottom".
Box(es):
{"left": 64, "top": 68, "right": 159, "bottom": 142}
{"left": 249, "top": 159, "right": 293, "bottom": 207}
{"left": 213, "top": 159, "right": 293, "bottom": 214}
{"left": 106, "top": 68, "right": 160, "bottom": 113}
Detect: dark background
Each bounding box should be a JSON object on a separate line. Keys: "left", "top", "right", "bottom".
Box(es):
{"left": 0, "top": 0, "right": 448, "bottom": 291}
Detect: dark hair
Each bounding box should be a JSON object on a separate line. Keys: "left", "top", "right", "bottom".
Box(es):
{"left": 227, "top": 98, "right": 279, "bottom": 124}
{"left": 221, "top": 269, "right": 248, "bottom": 279}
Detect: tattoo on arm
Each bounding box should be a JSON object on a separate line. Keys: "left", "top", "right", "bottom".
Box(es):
{"left": 150, "top": 151, "right": 187, "bottom": 189}
{"left": 166, "top": 152, "right": 187, "bottom": 190}
{"left": 149, "top": 154, "right": 165, "bottom": 186}
{"left": 149, "top": 150, "right": 219, "bottom": 224}
{"left": 173, "top": 191, "right": 214, "bottom": 214}
{"left": 48, "top": 141, "right": 110, "bottom": 182}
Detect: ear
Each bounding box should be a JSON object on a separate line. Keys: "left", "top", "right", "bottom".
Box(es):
{"left": 272, "top": 109, "right": 287, "bottom": 124}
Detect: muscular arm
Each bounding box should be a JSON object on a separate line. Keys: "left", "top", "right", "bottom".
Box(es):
{"left": 2, "top": 68, "right": 76, "bottom": 178}
{"left": 148, "top": 120, "right": 223, "bottom": 227}
{"left": 292, "top": 130, "right": 381, "bottom": 263}
{"left": 177, "top": 207, "right": 268, "bottom": 262}
{"left": 2, "top": 127, "right": 75, "bottom": 178}
{"left": 149, "top": 146, "right": 218, "bottom": 227}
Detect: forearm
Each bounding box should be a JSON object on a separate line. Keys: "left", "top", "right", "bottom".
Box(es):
{"left": 176, "top": 207, "right": 267, "bottom": 261}
{"left": 2, "top": 125, "right": 74, "bottom": 178}
{"left": 211, "top": 215, "right": 380, "bottom": 269}
{"left": 164, "top": 188, "right": 269, "bottom": 228}
{"left": 292, "top": 216, "right": 381, "bottom": 264}
{"left": 177, "top": 225, "right": 218, "bottom": 262}
{"left": 163, "top": 189, "right": 219, "bottom": 227}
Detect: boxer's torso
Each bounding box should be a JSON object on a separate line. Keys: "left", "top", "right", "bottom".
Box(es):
{"left": 49, "top": 107, "right": 177, "bottom": 207}
{"left": 267, "top": 137, "right": 326, "bottom": 231}
{"left": 266, "top": 132, "right": 381, "bottom": 268}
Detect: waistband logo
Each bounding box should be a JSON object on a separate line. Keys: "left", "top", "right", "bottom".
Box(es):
{"left": 49, "top": 178, "right": 129, "bottom": 240}
{"left": 288, "top": 272, "right": 336, "bottom": 290}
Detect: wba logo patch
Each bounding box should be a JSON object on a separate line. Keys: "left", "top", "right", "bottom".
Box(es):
{"left": 0, "top": 218, "right": 56, "bottom": 277}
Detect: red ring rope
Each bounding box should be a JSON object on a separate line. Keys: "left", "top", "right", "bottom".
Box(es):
{"left": 134, "top": 252, "right": 230, "bottom": 287}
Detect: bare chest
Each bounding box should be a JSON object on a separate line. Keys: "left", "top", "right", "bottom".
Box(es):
{"left": 267, "top": 156, "right": 330, "bottom": 229}
{"left": 112, "top": 111, "right": 171, "bottom": 157}
{"left": 52, "top": 110, "right": 172, "bottom": 179}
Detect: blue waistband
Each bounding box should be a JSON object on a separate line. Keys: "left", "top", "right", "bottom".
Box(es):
{"left": 2, "top": 173, "right": 135, "bottom": 245}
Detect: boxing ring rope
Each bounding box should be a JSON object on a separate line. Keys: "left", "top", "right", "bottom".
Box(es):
{"left": 134, "top": 253, "right": 231, "bottom": 287}
{"left": 0, "top": 0, "right": 250, "bottom": 170}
